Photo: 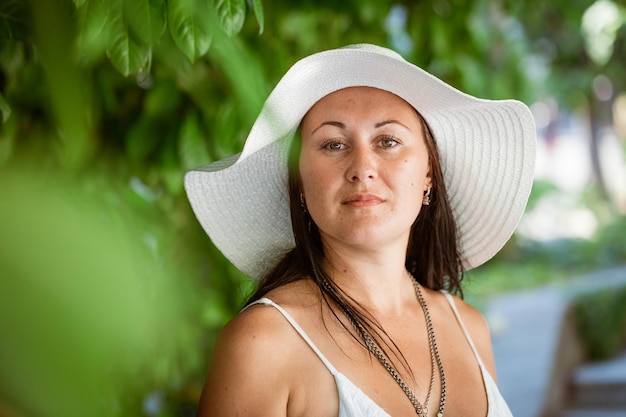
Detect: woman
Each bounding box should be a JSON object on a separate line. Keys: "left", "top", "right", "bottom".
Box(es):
{"left": 185, "top": 44, "right": 536, "bottom": 417}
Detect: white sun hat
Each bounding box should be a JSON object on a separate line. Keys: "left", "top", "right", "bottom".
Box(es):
{"left": 184, "top": 44, "right": 536, "bottom": 280}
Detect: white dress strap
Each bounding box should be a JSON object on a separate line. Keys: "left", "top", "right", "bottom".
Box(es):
{"left": 441, "top": 291, "right": 486, "bottom": 368}
{"left": 245, "top": 297, "right": 339, "bottom": 375}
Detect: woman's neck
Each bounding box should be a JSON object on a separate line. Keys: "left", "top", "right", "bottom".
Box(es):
{"left": 321, "top": 241, "right": 416, "bottom": 316}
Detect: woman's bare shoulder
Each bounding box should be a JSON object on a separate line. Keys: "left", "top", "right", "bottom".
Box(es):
{"left": 221, "top": 278, "right": 317, "bottom": 343}
{"left": 444, "top": 293, "right": 488, "bottom": 331}
{"left": 217, "top": 295, "right": 313, "bottom": 371}
{"left": 197, "top": 300, "right": 301, "bottom": 416}
{"left": 197, "top": 279, "right": 322, "bottom": 417}
{"left": 439, "top": 292, "right": 497, "bottom": 379}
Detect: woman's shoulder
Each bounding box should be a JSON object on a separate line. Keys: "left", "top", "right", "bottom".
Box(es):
{"left": 218, "top": 278, "right": 320, "bottom": 358}
{"left": 442, "top": 292, "right": 487, "bottom": 329}
{"left": 220, "top": 296, "right": 298, "bottom": 357}
{"left": 429, "top": 290, "right": 489, "bottom": 340}
{"left": 433, "top": 290, "right": 497, "bottom": 378}
{"left": 197, "top": 281, "right": 318, "bottom": 416}
{"left": 212, "top": 301, "right": 295, "bottom": 376}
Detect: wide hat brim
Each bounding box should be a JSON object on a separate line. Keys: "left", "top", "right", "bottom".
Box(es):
{"left": 184, "top": 44, "right": 536, "bottom": 279}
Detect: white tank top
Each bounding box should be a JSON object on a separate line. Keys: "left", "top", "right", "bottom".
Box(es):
{"left": 246, "top": 292, "right": 514, "bottom": 417}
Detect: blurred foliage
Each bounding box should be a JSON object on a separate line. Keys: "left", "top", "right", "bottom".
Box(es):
{"left": 465, "top": 213, "right": 626, "bottom": 302}
{"left": 524, "top": 179, "right": 561, "bottom": 212}
{"left": 574, "top": 285, "right": 626, "bottom": 361}
{"left": 505, "top": 0, "right": 626, "bottom": 107}
{"left": 0, "top": 170, "right": 203, "bottom": 417}
{"left": 1, "top": 0, "right": 625, "bottom": 416}
{"left": 516, "top": 214, "right": 626, "bottom": 271}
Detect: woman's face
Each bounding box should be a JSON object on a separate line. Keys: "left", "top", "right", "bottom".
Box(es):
{"left": 299, "top": 87, "right": 432, "bottom": 251}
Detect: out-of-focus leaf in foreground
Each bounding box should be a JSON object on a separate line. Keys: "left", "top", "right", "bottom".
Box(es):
{"left": 0, "top": 170, "right": 193, "bottom": 417}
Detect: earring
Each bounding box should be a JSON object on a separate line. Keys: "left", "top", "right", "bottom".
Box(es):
{"left": 422, "top": 187, "right": 432, "bottom": 206}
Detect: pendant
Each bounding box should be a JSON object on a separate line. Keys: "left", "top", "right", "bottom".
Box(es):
{"left": 437, "top": 413, "right": 443, "bottom": 417}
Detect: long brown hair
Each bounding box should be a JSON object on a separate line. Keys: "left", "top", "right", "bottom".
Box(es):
{"left": 245, "top": 109, "right": 465, "bottom": 373}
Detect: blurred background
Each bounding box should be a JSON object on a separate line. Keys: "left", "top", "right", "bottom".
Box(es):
{"left": 0, "top": 0, "right": 624, "bottom": 416}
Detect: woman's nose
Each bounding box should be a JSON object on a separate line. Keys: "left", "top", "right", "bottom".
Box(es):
{"left": 346, "top": 147, "right": 377, "bottom": 182}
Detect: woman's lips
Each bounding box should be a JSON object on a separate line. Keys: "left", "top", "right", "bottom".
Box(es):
{"left": 342, "top": 193, "right": 385, "bottom": 207}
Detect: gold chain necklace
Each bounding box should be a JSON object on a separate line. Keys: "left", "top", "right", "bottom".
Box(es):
{"left": 341, "top": 276, "right": 446, "bottom": 417}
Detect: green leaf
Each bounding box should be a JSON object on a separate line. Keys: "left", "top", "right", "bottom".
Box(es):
{"left": 250, "top": 0, "right": 264, "bottom": 34}
{"left": 167, "top": 0, "right": 214, "bottom": 62}
{"left": 215, "top": 0, "right": 246, "bottom": 37}
{"left": 125, "top": 0, "right": 166, "bottom": 45}
{"left": 75, "top": 0, "right": 112, "bottom": 62}
{"left": 107, "top": 23, "right": 151, "bottom": 76}
{"left": 106, "top": 0, "right": 162, "bottom": 75}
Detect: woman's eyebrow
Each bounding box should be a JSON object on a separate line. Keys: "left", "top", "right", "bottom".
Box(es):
{"left": 375, "top": 119, "right": 411, "bottom": 130}
{"left": 310, "top": 119, "right": 412, "bottom": 135}
{"left": 311, "top": 121, "right": 345, "bottom": 134}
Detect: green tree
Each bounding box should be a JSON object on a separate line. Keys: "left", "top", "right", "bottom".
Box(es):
{"left": 506, "top": 0, "right": 626, "bottom": 199}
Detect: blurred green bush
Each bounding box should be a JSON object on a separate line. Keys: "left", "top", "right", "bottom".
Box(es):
{"left": 574, "top": 285, "right": 626, "bottom": 361}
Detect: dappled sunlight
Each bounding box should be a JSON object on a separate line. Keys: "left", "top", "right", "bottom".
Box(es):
{"left": 582, "top": 0, "right": 623, "bottom": 66}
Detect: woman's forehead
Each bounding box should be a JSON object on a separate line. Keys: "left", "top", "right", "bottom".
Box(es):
{"left": 301, "top": 87, "right": 420, "bottom": 130}
{"left": 308, "top": 86, "right": 411, "bottom": 109}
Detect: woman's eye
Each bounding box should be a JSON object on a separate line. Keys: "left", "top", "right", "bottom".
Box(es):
{"left": 323, "top": 141, "right": 345, "bottom": 151}
{"left": 379, "top": 137, "right": 399, "bottom": 148}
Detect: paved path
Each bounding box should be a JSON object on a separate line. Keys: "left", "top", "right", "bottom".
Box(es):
{"left": 572, "top": 350, "right": 626, "bottom": 385}
{"left": 485, "top": 266, "right": 626, "bottom": 417}
{"left": 568, "top": 349, "right": 626, "bottom": 411}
